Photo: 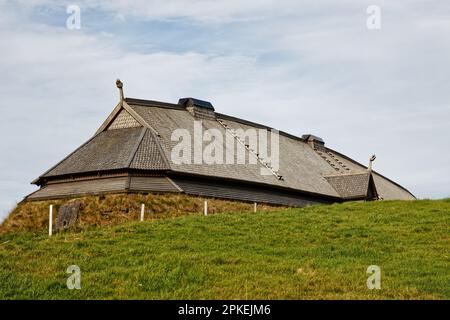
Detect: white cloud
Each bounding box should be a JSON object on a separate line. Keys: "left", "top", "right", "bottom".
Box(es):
{"left": 6, "top": 0, "right": 361, "bottom": 23}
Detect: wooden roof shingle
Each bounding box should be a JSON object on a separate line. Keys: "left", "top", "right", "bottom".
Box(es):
{"left": 33, "top": 96, "right": 415, "bottom": 201}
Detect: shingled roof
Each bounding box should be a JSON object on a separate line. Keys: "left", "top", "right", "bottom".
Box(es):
{"left": 324, "top": 172, "right": 374, "bottom": 200}
{"left": 32, "top": 94, "right": 415, "bottom": 203}
{"left": 40, "top": 126, "right": 169, "bottom": 178}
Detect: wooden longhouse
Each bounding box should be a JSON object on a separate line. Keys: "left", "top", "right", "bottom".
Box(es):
{"left": 26, "top": 81, "right": 415, "bottom": 206}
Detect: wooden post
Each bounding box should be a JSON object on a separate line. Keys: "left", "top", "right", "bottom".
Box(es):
{"left": 49, "top": 205, "right": 53, "bottom": 236}
{"left": 254, "top": 202, "right": 257, "bottom": 213}
{"left": 204, "top": 201, "right": 208, "bottom": 216}
{"left": 140, "top": 204, "right": 145, "bottom": 222}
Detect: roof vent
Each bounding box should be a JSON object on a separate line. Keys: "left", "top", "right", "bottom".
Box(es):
{"left": 302, "top": 134, "right": 325, "bottom": 151}
{"left": 179, "top": 97, "right": 216, "bottom": 120}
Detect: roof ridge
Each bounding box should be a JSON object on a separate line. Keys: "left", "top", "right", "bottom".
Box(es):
{"left": 216, "top": 112, "right": 307, "bottom": 144}
{"left": 126, "top": 97, "right": 309, "bottom": 144}
{"left": 125, "top": 127, "right": 148, "bottom": 167}
{"left": 125, "top": 98, "right": 182, "bottom": 110}
{"left": 122, "top": 100, "right": 161, "bottom": 137}
{"left": 324, "top": 172, "right": 369, "bottom": 178}
{"left": 147, "top": 128, "right": 172, "bottom": 170}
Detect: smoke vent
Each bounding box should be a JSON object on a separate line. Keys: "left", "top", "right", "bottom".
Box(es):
{"left": 302, "top": 134, "right": 325, "bottom": 151}
{"left": 179, "top": 97, "right": 216, "bottom": 120}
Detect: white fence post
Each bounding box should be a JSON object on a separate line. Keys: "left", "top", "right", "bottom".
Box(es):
{"left": 49, "top": 205, "right": 53, "bottom": 236}
{"left": 204, "top": 201, "right": 208, "bottom": 216}
{"left": 254, "top": 202, "right": 257, "bottom": 213}
{"left": 140, "top": 204, "right": 145, "bottom": 222}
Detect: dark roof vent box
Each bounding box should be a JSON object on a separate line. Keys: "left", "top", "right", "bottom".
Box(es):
{"left": 302, "top": 134, "right": 325, "bottom": 150}
{"left": 302, "top": 134, "right": 324, "bottom": 144}
{"left": 179, "top": 97, "right": 216, "bottom": 120}
{"left": 178, "top": 98, "right": 215, "bottom": 111}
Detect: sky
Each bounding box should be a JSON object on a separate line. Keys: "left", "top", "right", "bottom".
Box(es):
{"left": 0, "top": 0, "right": 449, "bottom": 222}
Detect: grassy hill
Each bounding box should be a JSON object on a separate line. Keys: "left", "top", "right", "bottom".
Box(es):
{"left": 0, "top": 200, "right": 448, "bottom": 299}
{"left": 0, "top": 193, "right": 281, "bottom": 234}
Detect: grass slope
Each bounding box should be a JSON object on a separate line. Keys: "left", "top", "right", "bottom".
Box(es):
{"left": 0, "top": 193, "right": 281, "bottom": 234}
{"left": 0, "top": 200, "right": 449, "bottom": 299}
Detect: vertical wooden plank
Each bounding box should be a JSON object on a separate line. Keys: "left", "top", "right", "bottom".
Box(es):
{"left": 254, "top": 202, "right": 257, "bottom": 213}
{"left": 49, "top": 205, "right": 53, "bottom": 236}
{"left": 204, "top": 201, "right": 208, "bottom": 216}
{"left": 140, "top": 204, "right": 145, "bottom": 222}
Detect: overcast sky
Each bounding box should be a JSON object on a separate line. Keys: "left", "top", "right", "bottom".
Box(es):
{"left": 0, "top": 0, "right": 449, "bottom": 222}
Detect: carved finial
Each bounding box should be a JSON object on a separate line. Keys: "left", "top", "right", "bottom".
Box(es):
{"left": 116, "top": 79, "right": 124, "bottom": 103}
{"left": 368, "top": 154, "right": 376, "bottom": 171}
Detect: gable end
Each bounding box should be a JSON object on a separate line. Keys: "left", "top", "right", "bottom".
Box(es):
{"left": 107, "top": 109, "right": 142, "bottom": 130}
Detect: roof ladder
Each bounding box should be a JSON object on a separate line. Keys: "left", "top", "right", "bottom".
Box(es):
{"left": 217, "top": 119, "right": 284, "bottom": 180}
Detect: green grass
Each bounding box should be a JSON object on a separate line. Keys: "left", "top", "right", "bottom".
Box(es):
{"left": 0, "top": 200, "right": 449, "bottom": 299}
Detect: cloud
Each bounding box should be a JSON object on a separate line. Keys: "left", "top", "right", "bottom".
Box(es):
{"left": 6, "top": 0, "right": 362, "bottom": 23}
{"left": 1, "top": 0, "right": 450, "bottom": 221}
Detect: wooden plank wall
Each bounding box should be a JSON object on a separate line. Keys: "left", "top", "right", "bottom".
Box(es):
{"left": 170, "top": 176, "right": 332, "bottom": 207}
{"left": 128, "top": 176, "right": 180, "bottom": 192}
